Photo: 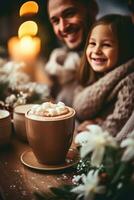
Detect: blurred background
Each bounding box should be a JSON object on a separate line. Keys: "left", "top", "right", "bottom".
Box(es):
{"left": 0, "top": 0, "right": 131, "bottom": 60}
{"left": 0, "top": 0, "right": 133, "bottom": 112}
{"left": 0, "top": 0, "right": 56, "bottom": 59}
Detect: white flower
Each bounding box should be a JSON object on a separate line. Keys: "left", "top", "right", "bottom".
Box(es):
{"left": 71, "top": 170, "right": 105, "bottom": 200}
{"left": 5, "top": 94, "right": 17, "bottom": 105}
{"left": 8, "top": 72, "right": 30, "bottom": 89}
{"left": 0, "top": 60, "right": 30, "bottom": 90}
{"left": 72, "top": 174, "right": 85, "bottom": 185}
{"left": 3, "top": 61, "right": 25, "bottom": 74}
{"left": 121, "top": 131, "right": 134, "bottom": 162}
{"left": 75, "top": 125, "right": 117, "bottom": 167}
{"left": 74, "top": 130, "right": 90, "bottom": 146}
{"left": 34, "top": 83, "right": 50, "bottom": 100}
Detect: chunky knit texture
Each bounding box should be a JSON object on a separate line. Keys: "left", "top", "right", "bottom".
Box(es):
{"left": 116, "top": 111, "right": 134, "bottom": 141}
{"left": 73, "top": 58, "right": 134, "bottom": 136}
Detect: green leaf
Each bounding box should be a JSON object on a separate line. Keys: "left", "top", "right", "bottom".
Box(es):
{"left": 111, "top": 162, "right": 127, "bottom": 184}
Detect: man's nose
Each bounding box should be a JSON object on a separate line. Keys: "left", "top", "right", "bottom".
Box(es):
{"left": 59, "top": 18, "right": 69, "bottom": 32}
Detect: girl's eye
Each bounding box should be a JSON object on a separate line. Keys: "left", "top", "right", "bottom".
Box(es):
{"left": 89, "top": 42, "right": 96, "bottom": 46}
{"left": 103, "top": 43, "right": 112, "bottom": 47}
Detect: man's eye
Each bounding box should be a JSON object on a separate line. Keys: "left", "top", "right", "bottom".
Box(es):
{"left": 63, "top": 9, "right": 77, "bottom": 18}
{"left": 51, "top": 18, "right": 59, "bottom": 25}
{"left": 65, "top": 11, "right": 75, "bottom": 17}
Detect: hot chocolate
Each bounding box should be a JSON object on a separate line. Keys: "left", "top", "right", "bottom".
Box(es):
{"left": 28, "top": 102, "right": 75, "bottom": 121}
{"left": 25, "top": 102, "right": 76, "bottom": 165}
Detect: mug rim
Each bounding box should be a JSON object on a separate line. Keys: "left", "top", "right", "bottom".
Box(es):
{"left": 0, "top": 109, "right": 10, "bottom": 120}
{"left": 14, "top": 104, "right": 36, "bottom": 114}
{"left": 25, "top": 107, "right": 75, "bottom": 122}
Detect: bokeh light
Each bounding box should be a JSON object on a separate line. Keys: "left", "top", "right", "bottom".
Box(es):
{"left": 19, "top": 1, "right": 39, "bottom": 16}
{"left": 18, "top": 21, "right": 38, "bottom": 38}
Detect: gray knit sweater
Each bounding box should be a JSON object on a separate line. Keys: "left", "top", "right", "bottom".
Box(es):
{"left": 73, "top": 58, "right": 134, "bottom": 136}
{"left": 116, "top": 111, "right": 134, "bottom": 141}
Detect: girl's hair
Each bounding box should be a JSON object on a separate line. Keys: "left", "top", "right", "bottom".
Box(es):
{"left": 79, "top": 14, "right": 134, "bottom": 86}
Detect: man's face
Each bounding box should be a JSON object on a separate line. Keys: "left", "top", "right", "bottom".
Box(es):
{"left": 48, "top": 0, "right": 88, "bottom": 50}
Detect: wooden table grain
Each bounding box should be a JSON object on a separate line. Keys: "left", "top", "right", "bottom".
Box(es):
{"left": 0, "top": 136, "right": 77, "bottom": 200}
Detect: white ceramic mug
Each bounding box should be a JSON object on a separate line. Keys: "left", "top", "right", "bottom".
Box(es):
{"left": 0, "top": 110, "right": 12, "bottom": 147}
{"left": 13, "top": 104, "right": 36, "bottom": 142}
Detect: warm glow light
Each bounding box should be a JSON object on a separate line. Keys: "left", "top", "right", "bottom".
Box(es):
{"left": 18, "top": 21, "right": 38, "bottom": 38}
{"left": 8, "top": 37, "right": 20, "bottom": 60}
{"left": 8, "top": 36, "right": 41, "bottom": 63}
{"left": 19, "top": 1, "right": 39, "bottom": 16}
{"left": 20, "top": 36, "right": 41, "bottom": 57}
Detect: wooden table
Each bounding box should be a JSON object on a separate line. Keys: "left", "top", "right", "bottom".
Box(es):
{"left": 0, "top": 135, "right": 77, "bottom": 200}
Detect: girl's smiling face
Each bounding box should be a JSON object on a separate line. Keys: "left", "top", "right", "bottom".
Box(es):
{"left": 86, "top": 24, "right": 119, "bottom": 73}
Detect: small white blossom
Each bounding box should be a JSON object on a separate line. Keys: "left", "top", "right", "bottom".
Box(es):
{"left": 72, "top": 174, "right": 85, "bottom": 185}
{"left": 13, "top": 93, "right": 28, "bottom": 107}
{"left": 5, "top": 94, "right": 17, "bottom": 106}
{"left": 8, "top": 72, "right": 30, "bottom": 89}
{"left": 34, "top": 83, "right": 50, "bottom": 100}
{"left": 2, "top": 61, "right": 25, "bottom": 74}
{"left": 117, "top": 182, "right": 123, "bottom": 189}
{"left": 75, "top": 130, "right": 91, "bottom": 146}
{"left": 0, "top": 60, "right": 50, "bottom": 108}
{"left": 121, "top": 131, "right": 134, "bottom": 162}
{"left": 0, "top": 60, "right": 30, "bottom": 90}
{"left": 75, "top": 125, "right": 117, "bottom": 167}
{"left": 71, "top": 170, "right": 105, "bottom": 200}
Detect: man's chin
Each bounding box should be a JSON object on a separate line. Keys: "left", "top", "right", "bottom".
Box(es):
{"left": 65, "top": 41, "right": 84, "bottom": 51}
{"left": 59, "top": 37, "right": 84, "bottom": 51}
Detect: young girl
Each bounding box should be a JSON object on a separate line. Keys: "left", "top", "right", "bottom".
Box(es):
{"left": 73, "top": 14, "right": 134, "bottom": 136}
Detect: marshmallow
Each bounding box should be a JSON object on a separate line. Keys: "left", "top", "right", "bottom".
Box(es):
{"left": 29, "top": 102, "right": 69, "bottom": 117}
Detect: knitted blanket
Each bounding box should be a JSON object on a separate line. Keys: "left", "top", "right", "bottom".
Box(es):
{"left": 116, "top": 111, "right": 134, "bottom": 141}
{"left": 73, "top": 58, "right": 134, "bottom": 136}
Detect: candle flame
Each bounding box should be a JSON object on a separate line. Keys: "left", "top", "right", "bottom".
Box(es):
{"left": 8, "top": 36, "right": 41, "bottom": 63}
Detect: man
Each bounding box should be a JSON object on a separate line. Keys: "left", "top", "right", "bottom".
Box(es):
{"left": 45, "top": 0, "right": 98, "bottom": 103}
{"left": 47, "top": 0, "right": 98, "bottom": 51}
